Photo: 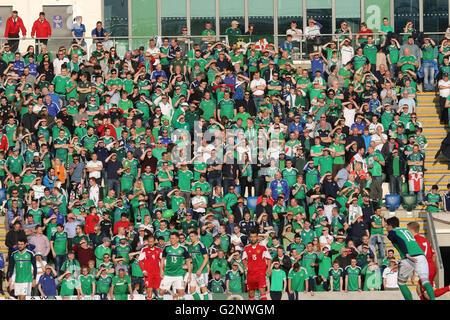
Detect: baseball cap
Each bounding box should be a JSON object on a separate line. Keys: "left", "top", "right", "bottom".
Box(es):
{"left": 34, "top": 152, "right": 40, "bottom": 157}
{"left": 232, "top": 20, "right": 239, "bottom": 25}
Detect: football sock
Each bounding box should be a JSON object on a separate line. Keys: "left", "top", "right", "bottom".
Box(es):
{"left": 157, "top": 294, "right": 164, "bottom": 300}
{"left": 192, "top": 292, "right": 201, "bottom": 300}
{"left": 422, "top": 281, "right": 436, "bottom": 300}
{"left": 260, "top": 294, "right": 267, "bottom": 300}
{"left": 202, "top": 293, "right": 209, "bottom": 300}
{"left": 398, "top": 283, "right": 413, "bottom": 300}
{"left": 434, "top": 286, "right": 450, "bottom": 298}
{"left": 249, "top": 296, "right": 255, "bottom": 300}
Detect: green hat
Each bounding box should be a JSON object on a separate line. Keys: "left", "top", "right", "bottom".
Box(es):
{"left": 163, "top": 209, "right": 175, "bottom": 219}
{"left": 161, "top": 115, "right": 171, "bottom": 123}
{"left": 317, "top": 94, "right": 325, "bottom": 99}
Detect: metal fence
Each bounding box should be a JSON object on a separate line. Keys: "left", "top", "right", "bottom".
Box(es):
{"left": 275, "top": 31, "right": 450, "bottom": 60}
{"left": 1, "top": 31, "right": 449, "bottom": 61}
{"left": 0, "top": 35, "right": 228, "bottom": 61}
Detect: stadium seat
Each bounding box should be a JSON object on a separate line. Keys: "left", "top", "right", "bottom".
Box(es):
{"left": 401, "top": 183, "right": 409, "bottom": 195}
{"left": 247, "top": 196, "right": 258, "bottom": 211}
{"left": 385, "top": 194, "right": 401, "bottom": 215}
{"left": 402, "top": 195, "right": 417, "bottom": 215}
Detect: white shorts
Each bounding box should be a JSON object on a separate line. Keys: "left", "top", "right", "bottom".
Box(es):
{"left": 184, "top": 273, "right": 208, "bottom": 288}
{"left": 160, "top": 275, "right": 184, "bottom": 291}
{"left": 15, "top": 282, "right": 32, "bottom": 296}
{"left": 398, "top": 255, "right": 429, "bottom": 282}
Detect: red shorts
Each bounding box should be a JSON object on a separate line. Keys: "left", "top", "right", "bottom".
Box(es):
{"left": 144, "top": 275, "right": 161, "bottom": 288}
{"left": 247, "top": 272, "right": 266, "bottom": 291}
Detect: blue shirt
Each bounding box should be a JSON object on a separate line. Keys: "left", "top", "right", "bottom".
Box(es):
{"left": 46, "top": 210, "right": 65, "bottom": 225}
{"left": 72, "top": 23, "right": 86, "bottom": 38}
{"left": 362, "top": 134, "right": 372, "bottom": 151}
{"left": 47, "top": 93, "right": 61, "bottom": 107}
{"left": 45, "top": 101, "right": 60, "bottom": 117}
{"left": 43, "top": 174, "right": 59, "bottom": 189}
{"left": 151, "top": 70, "right": 167, "bottom": 81}
{"left": 91, "top": 27, "right": 108, "bottom": 39}
{"left": 26, "top": 62, "right": 39, "bottom": 77}
{"left": 311, "top": 57, "right": 324, "bottom": 76}
{"left": 289, "top": 122, "right": 303, "bottom": 134}
{"left": 0, "top": 253, "right": 5, "bottom": 269}
{"left": 14, "top": 60, "right": 24, "bottom": 75}
{"left": 38, "top": 273, "right": 58, "bottom": 296}
{"left": 223, "top": 74, "right": 237, "bottom": 87}
{"left": 350, "top": 121, "right": 366, "bottom": 132}
{"left": 444, "top": 192, "right": 450, "bottom": 212}
{"left": 280, "top": 41, "right": 294, "bottom": 54}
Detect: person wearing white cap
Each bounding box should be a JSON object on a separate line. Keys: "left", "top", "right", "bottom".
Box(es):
{"left": 58, "top": 269, "right": 82, "bottom": 300}
{"left": 225, "top": 20, "right": 242, "bottom": 36}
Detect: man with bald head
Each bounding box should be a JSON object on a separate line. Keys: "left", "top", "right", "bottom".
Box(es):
{"left": 397, "top": 47, "right": 419, "bottom": 74}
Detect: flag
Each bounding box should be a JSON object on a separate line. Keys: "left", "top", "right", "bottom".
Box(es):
{"left": 408, "top": 170, "right": 423, "bottom": 192}
{"left": 228, "top": 34, "right": 274, "bottom": 50}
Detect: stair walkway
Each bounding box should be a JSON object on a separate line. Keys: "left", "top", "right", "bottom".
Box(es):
{"left": 416, "top": 92, "right": 450, "bottom": 192}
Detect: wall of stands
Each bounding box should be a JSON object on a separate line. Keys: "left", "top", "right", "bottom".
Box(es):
{"left": 3, "top": 0, "right": 450, "bottom": 53}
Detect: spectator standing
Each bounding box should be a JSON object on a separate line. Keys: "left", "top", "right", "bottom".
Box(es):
{"left": 286, "top": 21, "right": 303, "bottom": 46}
{"left": 6, "top": 221, "right": 26, "bottom": 260}
{"left": 37, "top": 264, "right": 58, "bottom": 297}
{"left": 225, "top": 21, "right": 242, "bottom": 36}
{"left": 31, "top": 12, "right": 52, "bottom": 53}
{"left": 29, "top": 225, "right": 51, "bottom": 261}
{"left": 4, "top": 10, "right": 26, "bottom": 53}
{"left": 304, "top": 19, "right": 323, "bottom": 55}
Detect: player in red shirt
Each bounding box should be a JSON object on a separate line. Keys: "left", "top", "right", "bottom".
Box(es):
{"left": 139, "top": 235, "right": 163, "bottom": 300}
{"left": 242, "top": 231, "right": 271, "bottom": 300}
{"left": 408, "top": 222, "right": 450, "bottom": 300}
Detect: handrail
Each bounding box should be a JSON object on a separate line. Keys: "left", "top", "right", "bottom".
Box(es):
{"left": 426, "top": 210, "right": 445, "bottom": 288}
{"left": 3, "top": 31, "right": 449, "bottom": 61}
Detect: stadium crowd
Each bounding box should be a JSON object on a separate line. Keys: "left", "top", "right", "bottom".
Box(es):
{"left": 0, "top": 10, "right": 448, "bottom": 300}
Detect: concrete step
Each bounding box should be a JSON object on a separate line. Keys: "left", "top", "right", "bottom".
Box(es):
{"left": 416, "top": 116, "right": 441, "bottom": 120}
{"left": 417, "top": 98, "right": 438, "bottom": 102}
{"left": 425, "top": 168, "right": 450, "bottom": 173}
{"left": 416, "top": 110, "right": 439, "bottom": 115}
{"left": 422, "top": 124, "right": 446, "bottom": 128}
{"left": 419, "top": 118, "right": 441, "bottom": 122}
{"left": 419, "top": 102, "right": 439, "bottom": 106}
{"left": 417, "top": 92, "right": 438, "bottom": 95}
{"left": 421, "top": 131, "right": 447, "bottom": 136}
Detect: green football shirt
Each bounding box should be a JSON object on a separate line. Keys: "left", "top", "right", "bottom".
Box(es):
{"left": 162, "top": 244, "right": 190, "bottom": 277}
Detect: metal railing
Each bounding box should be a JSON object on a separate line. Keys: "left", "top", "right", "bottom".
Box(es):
{"left": 0, "top": 35, "right": 228, "bottom": 61}
{"left": 3, "top": 31, "right": 449, "bottom": 62}
{"left": 426, "top": 210, "right": 445, "bottom": 288}
{"left": 274, "top": 31, "right": 450, "bottom": 60}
